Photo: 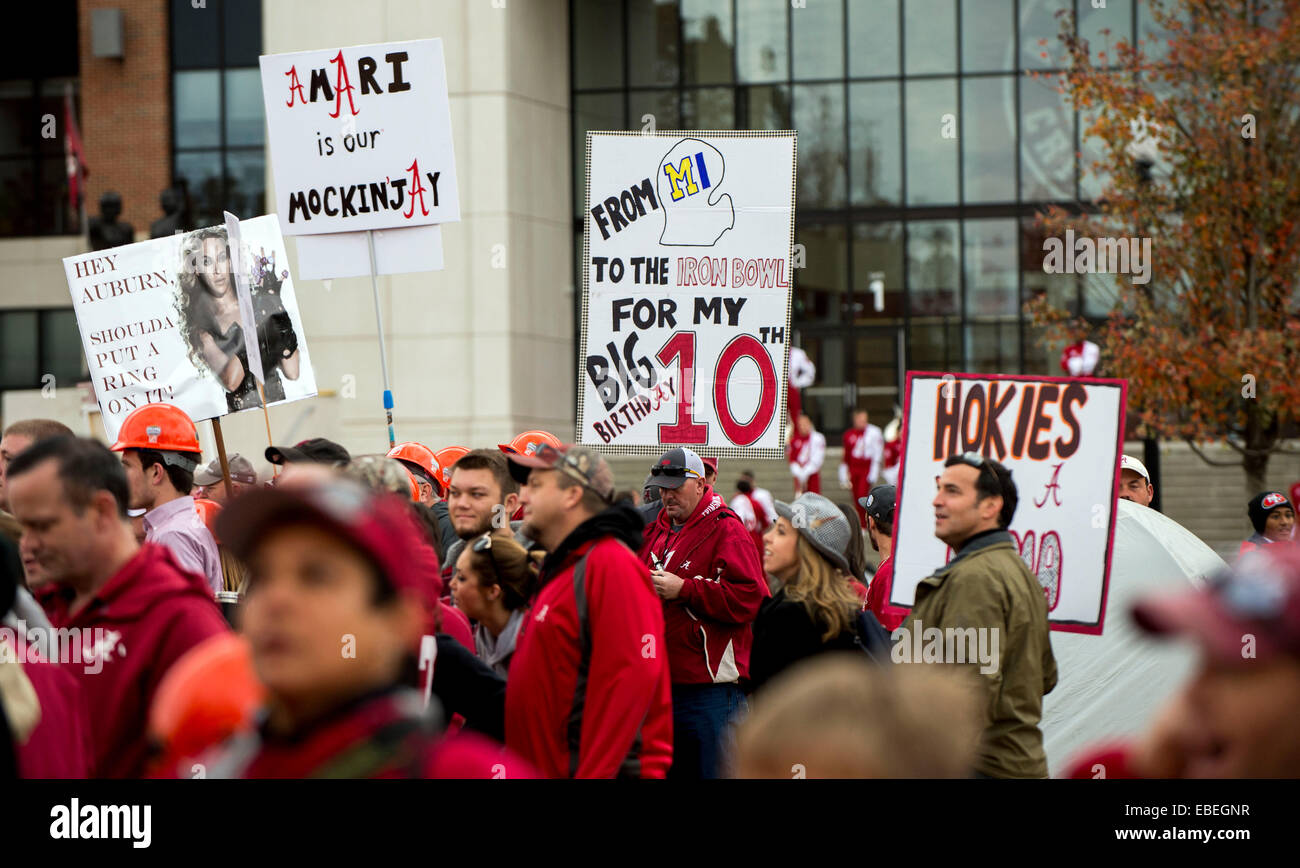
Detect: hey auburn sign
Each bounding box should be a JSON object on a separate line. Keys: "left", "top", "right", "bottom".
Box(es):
{"left": 890, "top": 372, "right": 1127, "bottom": 635}
{"left": 259, "top": 38, "right": 461, "bottom": 236}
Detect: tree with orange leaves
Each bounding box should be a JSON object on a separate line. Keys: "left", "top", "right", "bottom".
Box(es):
{"left": 1026, "top": 0, "right": 1300, "bottom": 495}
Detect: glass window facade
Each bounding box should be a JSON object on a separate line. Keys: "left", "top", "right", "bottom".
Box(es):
{"left": 171, "top": 0, "right": 264, "bottom": 228}
{"left": 571, "top": 0, "right": 1157, "bottom": 437}
{"left": 0, "top": 308, "right": 86, "bottom": 389}
{"left": 0, "top": 0, "right": 79, "bottom": 237}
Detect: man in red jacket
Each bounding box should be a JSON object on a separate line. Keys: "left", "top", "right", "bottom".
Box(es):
{"left": 6, "top": 436, "right": 229, "bottom": 778}
{"left": 640, "top": 446, "right": 769, "bottom": 778}
{"left": 504, "top": 443, "right": 672, "bottom": 778}
{"left": 2, "top": 536, "right": 93, "bottom": 778}
{"left": 860, "top": 484, "right": 908, "bottom": 631}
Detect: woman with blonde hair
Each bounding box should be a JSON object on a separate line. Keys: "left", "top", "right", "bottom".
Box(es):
{"left": 749, "top": 492, "right": 866, "bottom": 693}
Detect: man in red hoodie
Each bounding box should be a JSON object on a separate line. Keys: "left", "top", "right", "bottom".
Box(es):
{"left": 503, "top": 443, "right": 672, "bottom": 778}
{"left": 639, "top": 446, "right": 769, "bottom": 778}
{"left": 6, "top": 436, "right": 229, "bottom": 778}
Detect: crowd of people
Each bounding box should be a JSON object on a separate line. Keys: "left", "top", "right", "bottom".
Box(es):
{"left": 1, "top": 403, "right": 1298, "bottom": 779}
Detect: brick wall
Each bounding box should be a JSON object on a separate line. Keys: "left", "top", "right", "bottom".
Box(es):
{"left": 78, "top": 0, "right": 170, "bottom": 237}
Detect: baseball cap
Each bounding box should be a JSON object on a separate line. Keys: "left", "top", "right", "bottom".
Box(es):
{"left": 1119, "top": 454, "right": 1150, "bottom": 483}
{"left": 647, "top": 447, "right": 706, "bottom": 490}
{"left": 858, "top": 484, "right": 896, "bottom": 525}
{"left": 265, "top": 438, "right": 351, "bottom": 467}
{"left": 504, "top": 442, "right": 615, "bottom": 503}
{"left": 1133, "top": 545, "right": 1300, "bottom": 664}
{"left": 195, "top": 453, "right": 258, "bottom": 486}
{"left": 773, "top": 492, "right": 852, "bottom": 574}
{"left": 216, "top": 475, "right": 426, "bottom": 596}
{"left": 701, "top": 456, "right": 719, "bottom": 477}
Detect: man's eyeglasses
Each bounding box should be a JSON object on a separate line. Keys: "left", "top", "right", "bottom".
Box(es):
{"left": 472, "top": 533, "right": 505, "bottom": 585}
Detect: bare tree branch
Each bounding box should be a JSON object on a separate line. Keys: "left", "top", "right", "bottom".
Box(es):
{"left": 1186, "top": 439, "right": 1241, "bottom": 467}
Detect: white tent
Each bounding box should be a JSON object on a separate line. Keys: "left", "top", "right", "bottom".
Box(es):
{"left": 1042, "top": 499, "right": 1225, "bottom": 776}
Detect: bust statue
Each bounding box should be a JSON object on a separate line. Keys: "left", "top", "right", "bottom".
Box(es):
{"left": 88, "top": 192, "right": 135, "bottom": 250}
{"left": 150, "top": 188, "right": 182, "bottom": 239}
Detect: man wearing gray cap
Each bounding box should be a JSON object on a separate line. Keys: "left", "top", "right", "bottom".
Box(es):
{"left": 193, "top": 453, "right": 259, "bottom": 504}
{"left": 639, "top": 446, "right": 768, "bottom": 779}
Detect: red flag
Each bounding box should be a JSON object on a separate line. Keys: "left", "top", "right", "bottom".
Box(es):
{"left": 63, "top": 85, "right": 87, "bottom": 214}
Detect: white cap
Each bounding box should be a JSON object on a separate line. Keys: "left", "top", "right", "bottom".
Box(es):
{"left": 1119, "top": 454, "right": 1150, "bottom": 482}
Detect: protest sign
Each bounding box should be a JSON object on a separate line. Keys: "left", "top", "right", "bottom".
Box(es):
{"left": 577, "top": 131, "right": 796, "bottom": 458}
{"left": 63, "top": 216, "right": 318, "bottom": 442}
{"left": 259, "top": 38, "right": 460, "bottom": 236}
{"left": 889, "top": 372, "right": 1127, "bottom": 634}
{"left": 294, "top": 224, "right": 444, "bottom": 280}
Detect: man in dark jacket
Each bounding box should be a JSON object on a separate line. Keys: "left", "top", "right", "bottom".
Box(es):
{"left": 899, "top": 452, "right": 1057, "bottom": 779}
{"left": 503, "top": 443, "right": 672, "bottom": 778}
{"left": 638, "top": 446, "right": 769, "bottom": 778}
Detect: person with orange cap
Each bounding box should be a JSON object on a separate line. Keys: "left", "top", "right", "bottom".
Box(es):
{"left": 111, "top": 403, "right": 223, "bottom": 596}
{"left": 388, "top": 441, "right": 460, "bottom": 561}
{"left": 387, "top": 441, "right": 444, "bottom": 507}
{"left": 430, "top": 446, "right": 471, "bottom": 557}
{"left": 498, "top": 432, "right": 561, "bottom": 523}
{"left": 5, "top": 436, "right": 228, "bottom": 777}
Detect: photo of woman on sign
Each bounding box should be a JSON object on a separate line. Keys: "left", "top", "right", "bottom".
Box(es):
{"left": 176, "top": 226, "right": 300, "bottom": 411}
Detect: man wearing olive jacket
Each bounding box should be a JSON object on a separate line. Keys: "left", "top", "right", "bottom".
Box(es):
{"left": 639, "top": 447, "right": 769, "bottom": 779}
{"left": 900, "top": 452, "right": 1057, "bottom": 779}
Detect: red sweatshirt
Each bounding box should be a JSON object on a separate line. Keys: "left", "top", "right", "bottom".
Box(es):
{"left": 864, "top": 554, "right": 908, "bottom": 632}
{"left": 11, "top": 640, "right": 94, "bottom": 778}
{"left": 39, "top": 543, "right": 230, "bottom": 778}
{"left": 199, "top": 688, "right": 536, "bottom": 779}
{"left": 505, "top": 536, "right": 672, "bottom": 778}
{"left": 639, "top": 486, "right": 770, "bottom": 685}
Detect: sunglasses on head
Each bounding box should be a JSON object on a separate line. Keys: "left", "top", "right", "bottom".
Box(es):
{"left": 650, "top": 466, "right": 697, "bottom": 478}
{"left": 946, "top": 451, "right": 1007, "bottom": 488}
{"left": 471, "top": 533, "right": 505, "bottom": 586}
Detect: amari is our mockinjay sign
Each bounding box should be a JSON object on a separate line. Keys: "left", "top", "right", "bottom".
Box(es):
{"left": 259, "top": 38, "right": 460, "bottom": 235}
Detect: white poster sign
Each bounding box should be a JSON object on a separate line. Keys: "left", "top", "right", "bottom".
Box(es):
{"left": 577, "top": 131, "right": 796, "bottom": 458}
{"left": 63, "top": 216, "right": 318, "bottom": 442}
{"left": 294, "top": 224, "right": 444, "bottom": 280}
{"left": 259, "top": 38, "right": 460, "bottom": 236}
{"left": 890, "top": 372, "right": 1127, "bottom": 634}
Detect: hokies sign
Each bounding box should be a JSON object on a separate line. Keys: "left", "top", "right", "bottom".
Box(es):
{"left": 890, "top": 372, "right": 1128, "bottom": 635}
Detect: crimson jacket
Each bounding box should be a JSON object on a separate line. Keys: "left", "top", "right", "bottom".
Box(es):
{"left": 38, "top": 543, "right": 230, "bottom": 778}
{"left": 13, "top": 642, "right": 94, "bottom": 778}
{"left": 505, "top": 504, "right": 673, "bottom": 778}
{"left": 864, "top": 554, "right": 908, "bottom": 631}
{"left": 202, "top": 686, "right": 536, "bottom": 779}
{"left": 639, "top": 485, "right": 770, "bottom": 685}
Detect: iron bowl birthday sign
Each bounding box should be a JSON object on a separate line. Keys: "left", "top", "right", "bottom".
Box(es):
{"left": 577, "top": 131, "right": 797, "bottom": 459}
